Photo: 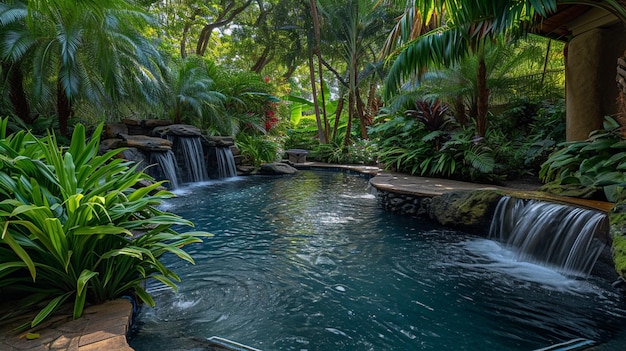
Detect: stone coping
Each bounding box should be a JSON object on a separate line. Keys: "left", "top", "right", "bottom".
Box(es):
{"left": 0, "top": 299, "right": 133, "bottom": 351}
{"left": 295, "top": 163, "right": 613, "bottom": 212}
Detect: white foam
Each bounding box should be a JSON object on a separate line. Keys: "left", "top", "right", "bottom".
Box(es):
{"left": 452, "top": 238, "right": 601, "bottom": 294}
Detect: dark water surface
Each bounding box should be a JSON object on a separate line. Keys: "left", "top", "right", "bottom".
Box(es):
{"left": 129, "top": 170, "right": 626, "bottom": 351}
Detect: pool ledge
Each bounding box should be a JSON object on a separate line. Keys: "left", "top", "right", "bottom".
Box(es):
{"left": 0, "top": 299, "right": 134, "bottom": 351}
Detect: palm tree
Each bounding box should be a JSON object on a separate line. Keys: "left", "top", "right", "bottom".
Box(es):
{"left": 396, "top": 37, "right": 556, "bottom": 126}
{"left": 317, "top": 0, "right": 389, "bottom": 144}
{"left": 383, "top": 0, "right": 560, "bottom": 137}
{"left": 0, "top": 0, "right": 166, "bottom": 136}
{"left": 165, "top": 57, "right": 225, "bottom": 125}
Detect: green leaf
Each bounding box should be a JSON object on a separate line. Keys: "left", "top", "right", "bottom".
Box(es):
{"left": 1, "top": 223, "right": 36, "bottom": 281}
{"left": 134, "top": 285, "right": 156, "bottom": 307}
{"left": 31, "top": 293, "right": 71, "bottom": 327}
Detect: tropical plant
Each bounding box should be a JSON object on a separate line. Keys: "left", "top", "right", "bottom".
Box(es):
{"left": 164, "top": 57, "right": 225, "bottom": 125}
{"left": 0, "top": 0, "right": 166, "bottom": 136}
{"left": 235, "top": 133, "right": 279, "bottom": 167}
{"left": 212, "top": 69, "right": 280, "bottom": 136}
{"left": 540, "top": 116, "right": 626, "bottom": 201}
{"left": 383, "top": 0, "right": 560, "bottom": 137}
{"left": 0, "top": 119, "right": 209, "bottom": 328}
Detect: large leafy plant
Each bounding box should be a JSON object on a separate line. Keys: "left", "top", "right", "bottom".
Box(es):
{"left": 235, "top": 133, "right": 279, "bottom": 167}
{"left": 370, "top": 109, "right": 495, "bottom": 181}
{"left": 0, "top": 119, "right": 209, "bottom": 328}
{"left": 540, "top": 116, "right": 626, "bottom": 201}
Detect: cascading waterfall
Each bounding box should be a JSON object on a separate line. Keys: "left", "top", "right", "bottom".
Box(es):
{"left": 148, "top": 150, "right": 180, "bottom": 189}
{"left": 214, "top": 147, "right": 238, "bottom": 179}
{"left": 206, "top": 146, "right": 238, "bottom": 179}
{"left": 489, "top": 196, "right": 609, "bottom": 276}
{"left": 170, "top": 136, "right": 209, "bottom": 183}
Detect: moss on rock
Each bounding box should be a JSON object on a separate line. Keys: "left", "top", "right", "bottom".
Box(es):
{"left": 428, "top": 190, "right": 503, "bottom": 235}
{"left": 610, "top": 202, "right": 626, "bottom": 282}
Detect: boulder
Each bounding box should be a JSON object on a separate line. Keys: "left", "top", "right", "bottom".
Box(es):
{"left": 143, "top": 119, "right": 172, "bottom": 128}
{"left": 122, "top": 134, "right": 172, "bottom": 151}
{"left": 428, "top": 190, "right": 502, "bottom": 234}
{"left": 120, "top": 147, "right": 148, "bottom": 168}
{"left": 100, "top": 138, "right": 125, "bottom": 154}
{"left": 206, "top": 135, "right": 235, "bottom": 147}
{"left": 106, "top": 123, "right": 128, "bottom": 139}
{"left": 152, "top": 124, "right": 202, "bottom": 137}
{"left": 259, "top": 162, "right": 297, "bottom": 175}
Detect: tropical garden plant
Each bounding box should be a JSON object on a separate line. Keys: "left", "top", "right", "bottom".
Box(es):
{"left": 540, "top": 116, "right": 626, "bottom": 201}
{"left": 382, "top": 0, "right": 562, "bottom": 137}
{"left": 235, "top": 133, "right": 280, "bottom": 168}
{"left": 0, "top": 119, "right": 209, "bottom": 328}
{"left": 0, "top": 0, "right": 167, "bottom": 136}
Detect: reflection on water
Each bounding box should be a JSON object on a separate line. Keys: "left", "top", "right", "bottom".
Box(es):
{"left": 130, "top": 171, "right": 626, "bottom": 351}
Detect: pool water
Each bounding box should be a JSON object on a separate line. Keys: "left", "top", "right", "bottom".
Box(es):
{"left": 129, "top": 170, "right": 626, "bottom": 351}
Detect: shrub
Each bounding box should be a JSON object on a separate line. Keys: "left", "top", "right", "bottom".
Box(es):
{"left": 540, "top": 116, "right": 626, "bottom": 201}
{"left": 235, "top": 133, "right": 280, "bottom": 167}
{"left": 0, "top": 119, "right": 209, "bottom": 328}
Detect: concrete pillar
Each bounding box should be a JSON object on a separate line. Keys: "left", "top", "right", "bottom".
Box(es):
{"left": 566, "top": 23, "right": 626, "bottom": 141}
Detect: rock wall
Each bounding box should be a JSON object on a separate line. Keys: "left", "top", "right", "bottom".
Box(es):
{"left": 376, "top": 188, "right": 502, "bottom": 236}
{"left": 610, "top": 201, "right": 626, "bottom": 284}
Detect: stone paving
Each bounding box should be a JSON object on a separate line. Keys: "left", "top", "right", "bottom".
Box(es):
{"left": 0, "top": 299, "right": 133, "bottom": 351}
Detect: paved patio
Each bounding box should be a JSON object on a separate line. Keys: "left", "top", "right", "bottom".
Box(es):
{"left": 0, "top": 299, "right": 133, "bottom": 351}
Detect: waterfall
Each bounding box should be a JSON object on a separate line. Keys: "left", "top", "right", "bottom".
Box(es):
{"left": 489, "top": 196, "right": 609, "bottom": 276}
{"left": 215, "top": 147, "right": 238, "bottom": 179}
{"left": 207, "top": 147, "right": 238, "bottom": 179}
{"left": 170, "top": 136, "right": 209, "bottom": 183}
{"left": 148, "top": 150, "right": 180, "bottom": 189}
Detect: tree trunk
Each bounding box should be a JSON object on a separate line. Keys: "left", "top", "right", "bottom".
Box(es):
{"left": 454, "top": 95, "right": 466, "bottom": 126}
{"left": 365, "top": 81, "right": 378, "bottom": 125}
{"left": 344, "top": 91, "right": 354, "bottom": 146}
{"left": 355, "top": 86, "right": 368, "bottom": 139}
{"left": 57, "top": 82, "right": 72, "bottom": 137}
{"left": 308, "top": 49, "right": 326, "bottom": 143}
{"left": 310, "top": 0, "right": 329, "bottom": 143}
{"left": 6, "top": 65, "right": 32, "bottom": 124}
{"left": 195, "top": 0, "right": 253, "bottom": 57}
{"left": 476, "top": 58, "right": 489, "bottom": 138}
{"left": 181, "top": 8, "right": 201, "bottom": 59}
{"left": 251, "top": 46, "right": 272, "bottom": 73}
{"left": 333, "top": 93, "right": 345, "bottom": 140}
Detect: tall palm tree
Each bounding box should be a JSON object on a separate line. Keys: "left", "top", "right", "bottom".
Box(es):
{"left": 383, "top": 0, "right": 560, "bottom": 137}
{"left": 317, "top": 0, "right": 389, "bottom": 144}
{"left": 0, "top": 0, "right": 166, "bottom": 136}
{"left": 399, "top": 37, "right": 555, "bottom": 126}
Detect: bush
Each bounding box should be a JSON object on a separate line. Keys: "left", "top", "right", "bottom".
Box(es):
{"left": 310, "top": 139, "right": 378, "bottom": 165}
{"left": 0, "top": 120, "right": 209, "bottom": 328}
{"left": 235, "top": 133, "right": 280, "bottom": 167}
{"left": 540, "top": 116, "right": 626, "bottom": 201}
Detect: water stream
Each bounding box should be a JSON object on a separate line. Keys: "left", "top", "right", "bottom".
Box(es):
{"left": 129, "top": 171, "right": 626, "bottom": 351}
{"left": 147, "top": 150, "right": 180, "bottom": 189}
{"left": 489, "top": 196, "right": 609, "bottom": 276}
{"left": 208, "top": 147, "right": 238, "bottom": 179}
{"left": 170, "top": 136, "right": 209, "bottom": 183}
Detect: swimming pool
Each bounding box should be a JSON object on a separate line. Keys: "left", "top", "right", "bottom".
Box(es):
{"left": 129, "top": 170, "right": 626, "bottom": 350}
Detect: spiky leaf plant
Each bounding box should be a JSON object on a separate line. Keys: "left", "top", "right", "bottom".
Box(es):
{"left": 0, "top": 118, "right": 210, "bottom": 328}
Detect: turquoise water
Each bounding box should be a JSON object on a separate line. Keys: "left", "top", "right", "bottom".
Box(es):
{"left": 130, "top": 170, "right": 626, "bottom": 351}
